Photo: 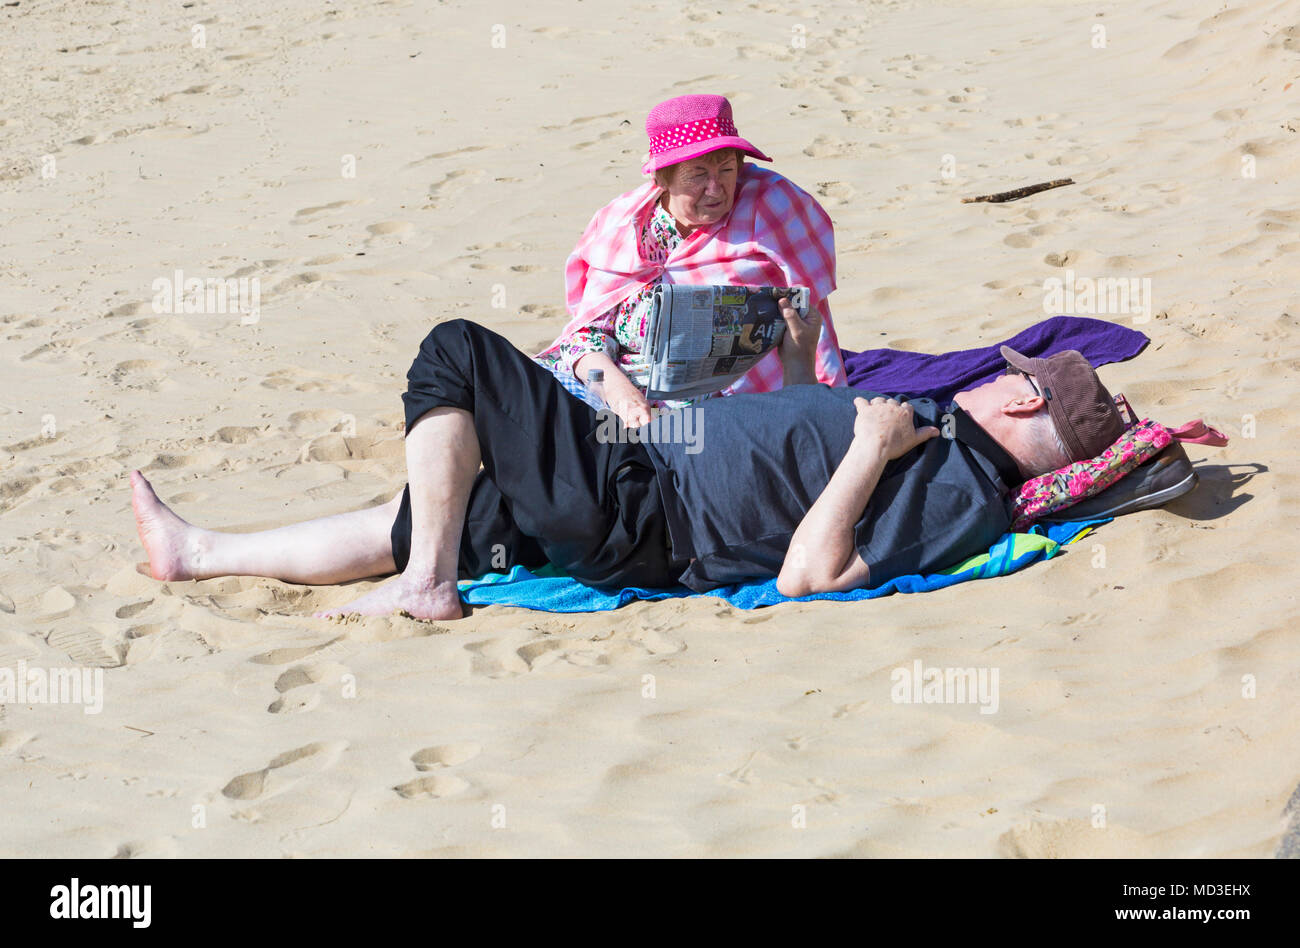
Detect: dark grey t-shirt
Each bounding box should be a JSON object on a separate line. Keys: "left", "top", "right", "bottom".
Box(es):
{"left": 643, "top": 385, "right": 1020, "bottom": 592}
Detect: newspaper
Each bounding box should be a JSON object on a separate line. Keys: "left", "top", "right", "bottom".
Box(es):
{"left": 643, "top": 284, "right": 810, "bottom": 400}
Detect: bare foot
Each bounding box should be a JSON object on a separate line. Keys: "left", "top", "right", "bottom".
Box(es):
{"left": 313, "top": 572, "right": 463, "bottom": 621}
{"left": 130, "top": 470, "right": 201, "bottom": 581}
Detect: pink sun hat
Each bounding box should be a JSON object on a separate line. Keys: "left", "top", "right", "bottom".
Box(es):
{"left": 640, "top": 94, "right": 772, "bottom": 176}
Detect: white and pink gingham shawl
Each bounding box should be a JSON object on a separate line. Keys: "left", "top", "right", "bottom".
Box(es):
{"left": 539, "top": 164, "right": 846, "bottom": 393}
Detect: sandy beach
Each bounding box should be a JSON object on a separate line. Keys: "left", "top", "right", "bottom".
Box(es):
{"left": 1, "top": 0, "right": 1297, "bottom": 857}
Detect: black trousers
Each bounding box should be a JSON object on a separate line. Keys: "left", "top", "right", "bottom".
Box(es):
{"left": 389, "top": 319, "right": 688, "bottom": 589}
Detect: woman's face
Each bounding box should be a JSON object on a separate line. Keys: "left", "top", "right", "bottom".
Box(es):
{"left": 660, "top": 151, "right": 740, "bottom": 232}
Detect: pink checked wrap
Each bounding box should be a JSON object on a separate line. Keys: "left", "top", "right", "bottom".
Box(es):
{"left": 540, "top": 164, "right": 846, "bottom": 393}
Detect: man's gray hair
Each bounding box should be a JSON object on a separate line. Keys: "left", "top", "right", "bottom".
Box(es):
{"left": 1017, "top": 409, "right": 1072, "bottom": 480}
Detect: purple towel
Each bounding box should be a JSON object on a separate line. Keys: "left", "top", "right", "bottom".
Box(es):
{"left": 841, "top": 315, "right": 1148, "bottom": 403}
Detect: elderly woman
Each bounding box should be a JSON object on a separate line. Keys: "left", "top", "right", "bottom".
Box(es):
{"left": 536, "top": 94, "right": 847, "bottom": 427}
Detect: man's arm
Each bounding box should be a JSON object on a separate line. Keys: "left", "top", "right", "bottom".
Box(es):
{"left": 776, "top": 438, "right": 884, "bottom": 596}
{"left": 776, "top": 397, "right": 940, "bottom": 597}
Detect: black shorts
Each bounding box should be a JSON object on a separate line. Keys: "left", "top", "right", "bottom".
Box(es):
{"left": 388, "top": 319, "right": 690, "bottom": 590}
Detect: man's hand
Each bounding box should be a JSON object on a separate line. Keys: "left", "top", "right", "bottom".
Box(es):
{"left": 852, "top": 397, "right": 941, "bottom": 460}
{"left": 777, "top": 295, "right": 822, "bottom": 385}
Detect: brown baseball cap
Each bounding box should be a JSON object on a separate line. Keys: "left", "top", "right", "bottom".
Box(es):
{"left": 1000, "top": 345, "right": 1126, "bottom": 462}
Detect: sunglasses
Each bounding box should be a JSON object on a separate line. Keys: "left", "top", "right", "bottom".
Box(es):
{"left": 1006, "top": 363, "right": 1048, "bottom": 400}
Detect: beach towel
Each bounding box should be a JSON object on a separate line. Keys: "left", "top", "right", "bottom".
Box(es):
{"left": 542, "top": 164, "right": 847, "bottom": 394}
{"left": 842, "top": 315, "right": 1148, "bottom": 403}
{"left": 456, "top": 520, "right": 1105, "bottom": 613}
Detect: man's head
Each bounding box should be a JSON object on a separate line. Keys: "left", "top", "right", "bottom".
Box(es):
{"left": 952, "top": 347, "right": 1126, "bottom": 481}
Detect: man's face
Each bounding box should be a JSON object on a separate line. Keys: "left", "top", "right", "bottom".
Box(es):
{"left": 954, "top": 372, "right": 1040, "bottom": 427}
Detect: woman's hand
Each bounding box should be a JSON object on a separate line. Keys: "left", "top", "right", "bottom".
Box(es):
{"left": 575, "top": 351, "right": 655, "bottom": 428}
{"left": 605, "top": 375, "right": 655, "bottom": 429}
{"left": 852, "top": 397, "right": 940, "bottom": 460}
{"left": 777, "top": 296, "right": 823, "bottom": 385}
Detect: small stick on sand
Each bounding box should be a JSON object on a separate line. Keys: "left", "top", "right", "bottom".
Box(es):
{"left": 961, "top": 178, "right": 1075, "bottom": 204}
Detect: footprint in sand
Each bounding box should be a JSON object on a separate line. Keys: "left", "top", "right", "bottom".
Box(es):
{"left": 519, "top": 302, "right": 565, "bottom": 320}
{"left": 220, "top": 740, "right": 347, "bottom": 801}
{"left": 404, "top": 145, "right": 487, "bottom": 170}
{"left": 424, "top": 169, "right": 482, "bottom": 210}
{"left": 816, "top": 181, "right": 857, "bottom": 205}
{"left": 142, "top": 446, "right": 224, "bottom": 471}
{"left": 412, "top": 743, "right": 481, "bottom": 770}
{"left": 292, "top": 198, "right": 368, "bottom": 221}
{"left": 392, "top": 774, "right": 470, "bottom": 799}
{"left": 47, "top": 620, "right": 127, "bottom": 668}
{"left": 802, "top": 134, "right": 855, "bottom": 158}
{"left": 249, "top": 636, "right": 343, "bottom": 666}
{"left": 20, "top": 338, "right": 89, "bottom": 364}
{"left": 113, "top": 837, "right": 181, "bottom": 858}
{"left": 393, "top": 743, "right": 481, "bottom": 799}
{"left": 266, "top": 660, "right": 352, "bottom": 714}
{"left": 0, "top": 475, "right": 40, "bottom": 510}
{"left": 366, "top": 220, "right": 411, "bottom": 237}
{"left": 0, "top": 731, "right": 36, "bottom": 756}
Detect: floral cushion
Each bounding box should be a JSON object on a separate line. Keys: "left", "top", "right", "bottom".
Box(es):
{"left": 1010, "top": 419, "right": 1173, "bottom": 531}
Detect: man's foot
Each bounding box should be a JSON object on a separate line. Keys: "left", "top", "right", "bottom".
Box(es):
{"left": 130, "top": 470, "right": 202, "bottom": 581}
{"left": 313, "top": 572, "right": 463, "bottom": 621}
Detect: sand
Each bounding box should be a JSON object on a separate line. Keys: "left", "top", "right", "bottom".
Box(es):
{"left": 1, "top": 0, "right": 1297, "bottom": 857}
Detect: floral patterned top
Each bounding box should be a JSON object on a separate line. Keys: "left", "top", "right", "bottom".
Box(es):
{"left": 540, "top": 197, "right": 715, "bottom": 410}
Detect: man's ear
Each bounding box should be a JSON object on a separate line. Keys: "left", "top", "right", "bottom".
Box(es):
{"left": 1001, "top": 394, "right": 1045, "bottom": 417}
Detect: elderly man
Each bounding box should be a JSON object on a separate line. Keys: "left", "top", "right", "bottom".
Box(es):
{"left": 130, "top": 304, "right": 1125, "bottom": 620}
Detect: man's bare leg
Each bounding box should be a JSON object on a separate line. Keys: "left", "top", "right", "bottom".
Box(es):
{"left": 131, "top": 471, "right": 401, "bottom": 585}
{"left": 313, "top": 407, "right": 479, "bottom": 620}
{"left": 131, "top": 407, "right": 481, "bottom": 621}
